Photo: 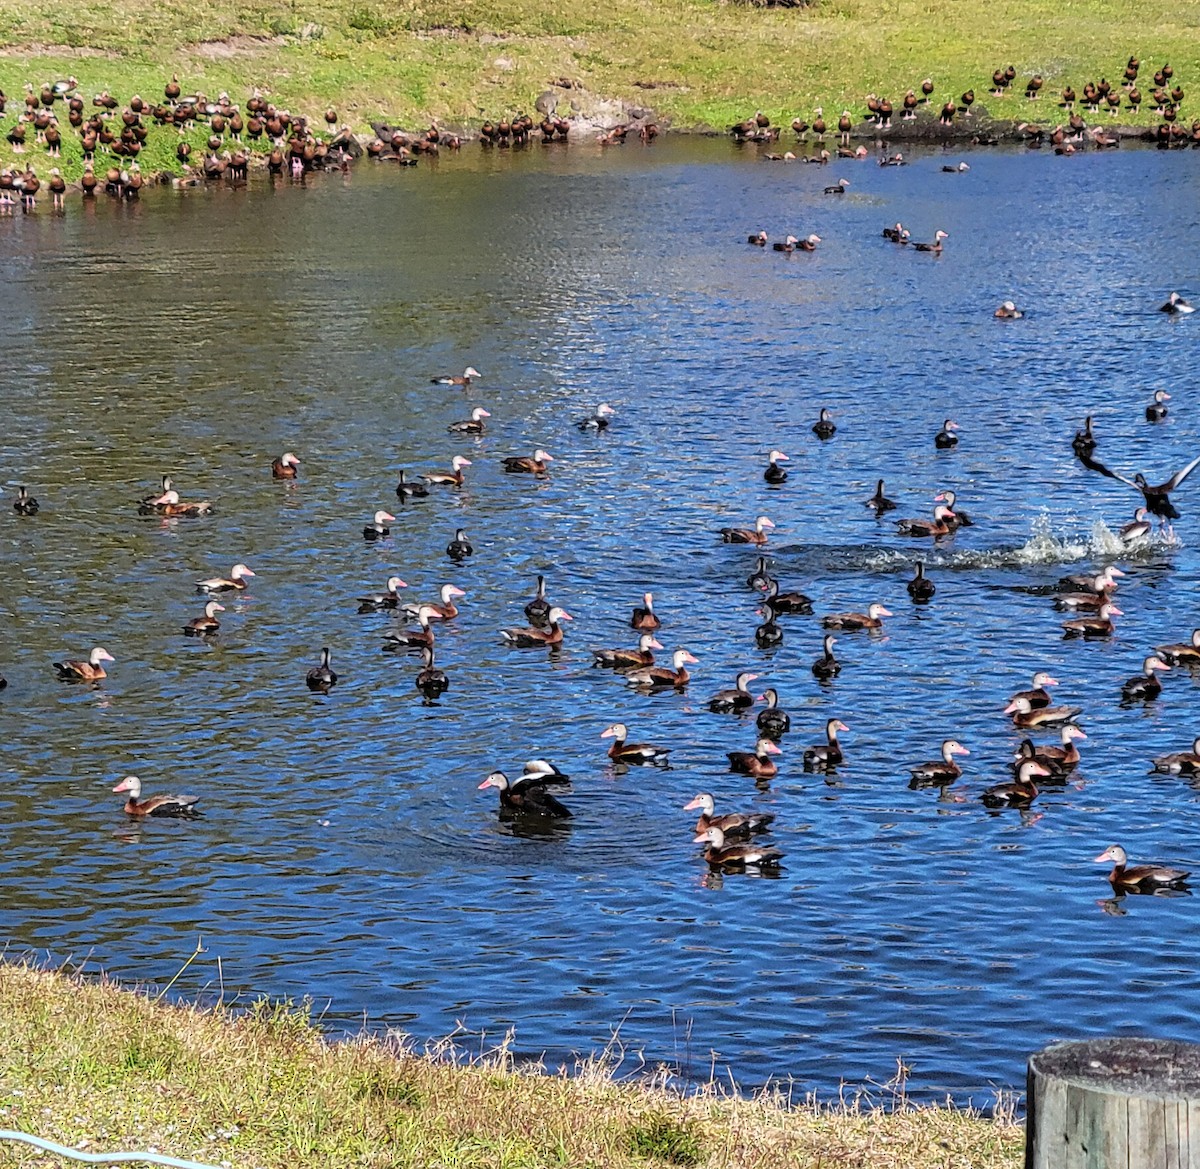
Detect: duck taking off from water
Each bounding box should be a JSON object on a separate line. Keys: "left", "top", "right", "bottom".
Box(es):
{"left": 1077, "top": 451, "right": 1200, "bottom": 522}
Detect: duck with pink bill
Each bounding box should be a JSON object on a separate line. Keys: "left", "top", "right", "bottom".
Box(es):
{"left": 1025, "top": 724, "right": 1087, "bottom": 774}
{"left": 1062, "top": 600, "right": 1122, "bottom": 638}
{"left": 909, "top": 739, "right": 970, "bottom": 785}
{"left": 383, "top": 605, "right": 442, "bottom": 651}
{"left": 113, "top": 775, "right": 200, "bottom": 818}
{"left": 139, "top": 490, "right": 213, "bottom": 517}
{"left": 624, "top": 649, "right": 698, "bottom": 689}
{"left": 1058, "top": 565, "right": 1124, "bottom": 592}
{"left": 708, "top": 671, "right": 759, "bottom": 713}
{"left": 720, "top": 515, "right": 775, "bottom": 545}
{"left": 821, "top": 603, "right": 890, "bottom": 631}
{"left": 1004, "top": 696, "right": 1082, "bottom": 728}
{"left": 593, "top": 634, "right": 662, "bottom": 669}
{"left": 1007, "top": 671, "right": 1059, "bottom": 710}
{"left": 271, "top": 451, "right": 300, "bottom": 479}
{"left": 183, "top": 601, "right": 224, "bottom": 636}
{"left": 804, "top": 718, "right": 848, "bottom": 769}
{"left": 684, "top": 793, "right": 775, "bottom": 838}
{"left": 478, "top": 764, "right": 571, "bottom": 818}
{"left": 196, "top": 563, "right": 255, "bottom": 592}
{"left": 448, "top": 407, "right": 490, "bottom": 433}
{"left": 578, "top": 403, "right": 615, "bottom": 431}
{"left": 53, "top": 646, "right": 114, "bottom": 681}
{"left": 430, "top": 366, "right": 481, "bottom": 386}
{"left": 694, "top": 825, "right": 783, "bottom": 868}
{"left": 363, "top": 510, "right": 396, "bottom": 541}
{"left": 400, "top": 584, "right": 465, "bottom": 621}
{"left": 600, "top": 723, "right": 670, "bottom": 764}
{"left": 1094, "top": 844, "right": 1190, "bottom": 890}
{"left": 501, "top": 606, "right": 572, "bottom": 647}
{"left": 630, "top": 592, "right": 660, "bottom": 630}
{"left": 896, "top": 504, "right": 956, "bottom": 537}
{"left": 1154, "top": 629, "right": 1200, "bottom": 665}
{"left": 727, "top": 737, "right": 782, "bottom": 778}
{"left": 357, "top": 576, "right": 408, "bottom": 612}
{"left": 933, "top": 489, "right": 972, "bottom": 527}
{"left": 1151, "top": 737, "right": 1200, "bottom": 774}
{"left": 981, "top": 759, "right": 1049, "bottom": 807}
{"left": 502, "top": 449, "right": 553, "bottom": 475}
{"left": 1122, "top": 655, "right": 1171, "bottom": 700}
{"left": 934, "top": 418, "right": 959, "bottom": 448}
{"left": 422, "top": 455, "right": 471, "bottom": 486}
{"left": 764, "top": 450, "right": 789, "bottom": 484}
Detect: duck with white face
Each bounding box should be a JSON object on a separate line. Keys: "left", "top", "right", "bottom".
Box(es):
{"left": 502, "top": 450, "right": 554, "bottom": 475}
{"left": 448, "top": 407, "right": 491, "bottom": 433}
{"left": 693, "top": 825, "right": 784, "bottom": 869}
{"left": 625, "top": 649, "right": 698, "bottom": 690}
{"left": 400, "top": 584, "right": 466, "bottom": 622}
{"left": 431, "top": 366, "right": 482, "bottom": 386}
{"left": 600, "top": 723, "right": 671, "bottom": 764}
{"left": 684, "top": 793, "right": 775, "bottom": 838}
{"left": 909, "top": 739, "right": 970, "bottom": 786}
{"left": 53, "top": 646, "right": 115, "bottom": 682}
{"left": 196, "top": 563, "right": 255, "bottom": 593}
{"left": 821, "top": 604, "right": 890, "bottom": 632}
{"left": 803, "top": 718, "right": 849, "bottom": 770}
{"left": 183, "top": 601, "right": 225, "bottom": 636}
{"left": 578, "top": 403, "right": 615, "bottom": 431}
{"left": 422, "top": 456, "right": 471, "bottom": 487}
{"left": 1122, "top": 656, "right": 1171, "bottom": 701}
{"left": 708, "top": 671, "right": 760, "bottom": 713}
{"left": 764, "top": 450, "right": 789, "bottom": 484}
{"left": 1094, "top": 844, "right": 1190, "bottom": 890}
{"left": 478, "top": 764, "right": 572, "bottom": 818}
{"left": 727, "top": 737, "right": 782, "bottom": 778}
{"left": 271, "top": 451, "right": 300, "bottom": 479}
{"left": 593, "top": 633, "right": 662, "bottom": 670}
{"left": 362, "top": 510, "right": 396, "bottom": 541}
{"left": 720, "top": 515, "right": 775, "bottom": 545}
{"left": 113, "top": 775, "right": 200, "bottom": 818}
{"left": 357, "top": 576, "right": 408, "bottom": 612}
{"left": 500, "top": 606, "right": 572, "bottom": 647}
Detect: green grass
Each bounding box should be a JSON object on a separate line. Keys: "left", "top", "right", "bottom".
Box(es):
{"left": 0, "top": 959, "right": 1021, "bottom": 1168}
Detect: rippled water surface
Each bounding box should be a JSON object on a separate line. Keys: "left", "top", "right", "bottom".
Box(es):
{"left": 3, "top": 139, "right": 1200, "bottom": 1100}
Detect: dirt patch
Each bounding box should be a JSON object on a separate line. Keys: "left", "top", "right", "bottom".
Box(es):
{"left": 0, "top": 43, "right": 119, "bottom": 59}
{"left": 184, "top": 34, "right": 286, "bottom": 58}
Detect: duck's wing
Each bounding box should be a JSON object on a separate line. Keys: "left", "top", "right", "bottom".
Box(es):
{"left": 1077, "top": 451, "right": 1138, "bottom": 490}
{"left": 1161, "top": 453, "right": 1200, "bottom": 493}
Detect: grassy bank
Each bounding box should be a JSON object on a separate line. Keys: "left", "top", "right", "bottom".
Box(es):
{"left": 0, "top": 960, "right": 1021, "bottom": 1168}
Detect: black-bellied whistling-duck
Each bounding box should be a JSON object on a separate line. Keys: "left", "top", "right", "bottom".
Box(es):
{"left": 625, "top": 649, "right": 698, "bottom": 689}
{"left": 1155, "top": 629, "right": 1200, "bottom": 665}
{"left": 934, "top": 418, "right": 959, "bottom": 448}
{"left": 755, "top": 614, "right": 783, "bottom": 648}
{"left": 727, "top": 737, "right": 782, "bottom": 778}
{"left": 479, "top": 765, "right": 571, "bottom": 817}
{"left": 519, "top": 574, "right": 551, "bottom": 627}
{"left": 721, "top": 515, "right": 774, "bottom": 545}
{"left": 401, "top": 584, "right": 465, "bottom": 621}
{"left": 1008, "top": 671, "right": 1059, "bottom": 710}
{"left": 773, "top": 235, "right": 798, "bottom": 253}
{"left": 909, "top": 739, "right": 970, "bottom": 786}
{"left": 865, "top": 479, "right": 896, "bottom": 511}
{"left": 1160, "top": 292, "right": 1194, "bottom": 315}
{"left": 395, "top": 470, "right": 430, "bottom": 500}
{"left": 708, "top": 671, "right": 759, "bottom": 713}
{"left": 942, "top": 161, "right": 970, "bottom": 172}
{"left": 995, "top": 300, "right": 1023, "bottom": 319}
{"left": 1025, "top": 75, "right": 1044, "bottom": 99}
{"left": 1004, "top": 696, "right": 1083, "bottom": 728}
{"left": 747, "top": 557, "right": 774, "bottom": 591}
{"left": 501, "top": 606, "right": 572, "bottom": 647}
{"left": 1029, "top": 724, "right": 1086, "bottom": 775}
{"left": 761, "top": 579, "right": 812, "bottom": 616}
{"left": 684, "top": 793, "right": 774, "bottom": 838}
{"left": 139, "top": 475, "right": 173, "bottom": 506}
{"left": 503, "top": 449, "right": 554, "bottom": 475}
{"left": 907, "top": 562, "right": 935, "bottom": 602}
{"left": 1123, "top": 656, "right": 1170, "bottom": 700}
{"left": 822, "top": 603, "right": 890, "bottom": 631}
{"left": 981, "top": 759, "right": 1049, "bottom": 807}
{"left": 747, "top": 230, "right": 768, "bottom": 246}
{"left": 756, "top": 688, "right": 790, "bottom": 738}
{"left": 422, "top": 456, "right": 471, "bottom": 487}
{"left": 1152, "top": 737, "right": 1200, "bottom": 774}
{"left": 383, "top": 604, "right": 440, "bottom": 651}
{"left": 793, "top": 234, "right": 821, "bottom": 250}
{"left": 824, "top": 178, "right": 849, "bottom": 194}
{"left": 357, "top": 576, "right": 408, "bottom": 612}
{"left": 913, "top": 230, "right": 948, "bottom": 253}
{"left": 306, "top": 647, "right": 338, "bottom": 692}
{"left": 447, "top": 529, "right": 473, "bottom": 559}
{"left": 1146, "top": 389, "right": 1171, "bottom": 421}
{"left": 1073, "top": 416, "right": 1096, "bottom": 458}
{"left": 13, "top": 486, "right": 38, "bottom": 515}
{"left": 694, "top": 825, "right": 783, "bottom": 868}
{"left": 593, "top": 633, "right": 662, "bottom": 669}
{"left": 448, "top": 407, "right": 491, "bottom": 433}
{"left": 1059, "top": 566, "right": 1122, "bottom": 592}
{"left": 183, "top": 601, "right": 224, "bottom": 636}
{"left": 812, "top": 408, "right": 836, "bottom": 439}
{"left": 1055, "top": 584, "right": 1115, "bottom": 611}
{"left": 54, "top": 646, "right": 114, "bottom": 681}
{"left": 579, "top": 404, "right": 615, "bottom": 431}
{"left": 764, "top": 450, "right": 789, "bottom": 483}
{"left": 140, "top": 490, "right": 213, "bottom": 517}
{"left": 113, "top": 775, "right": 200, "bottom": 818}
{"left": 812, "top": 634, "right": 841, "bottom": 680}
{"left": 1121, "top": 508, "right": 1152, "bottom": 544}
{"left": 804, "top": 718, "right": 848, "bottom": 769}
{"left": 415, "top": 646, "right": 448, "bottom": 695}
{"left": 896, "top": 505, "right": 956, "bottom": 538}
{"left": 1062, "top": 600, "right": 1122, "bottom": 638}
{"left": 600, "top": 723, "right": 670, "bottom": 764}
{"left": 271, "top": 452, "right": 300, "bottom": 479}
{"left": 630, "top": 592, "right": 660, "bottom": 630}
{"left": 363, "top": 509, "right": 396, "bottom": 541}
{"left": 881, "top": 223, "right": 909, "bottom": 244}
{"left": 1095, "top": 844, "right": 1190, "bottom": 890}
{"left": 431, "top": 366, "right": 481, "bottom": 386}
{"left": 197, "top": 563, "right": 255, "bottom": 593}
{"left": 1078, "top": 453, "right": 1200, "bottom": 523}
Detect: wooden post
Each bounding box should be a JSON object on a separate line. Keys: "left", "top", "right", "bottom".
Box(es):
{"left": 1027, "top": 1037, "right": 1200, "bottom": 1169}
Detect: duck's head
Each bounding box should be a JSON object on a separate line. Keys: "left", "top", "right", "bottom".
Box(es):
{"left": 112, "top": 776, "right": 142, "bottom": 796}
{"left": 600, "top": 723, "right": 628, "bottom": 740}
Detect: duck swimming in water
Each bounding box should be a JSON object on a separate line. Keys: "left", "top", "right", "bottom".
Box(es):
{"left": 1122, "top": 655, "right": 1170, "bottom": 700}
{"left": 684, "top": 793, "right": 775, "bottom": 838}
{"left": 755, "top": 613, "right": 783, "bottom": 647}
{"left": 1152, "top": 737, "right": 1200, "bottom": 774}
{"left": 1072, "top": 416, "right": 1096, "bottom": 458}
{"left": 761, "top": 579, "right": 812, "bottom": 617}
{"left": 357, "top": 576, "right": 408, "bottom": 612}
{"left": 981, "top": 759, "right": 1049, "bottom": 808}
{"left": 306, "top": 647, "right": 338, "bottom": 692}
{"left": 913, "top": 229, "right": 948, "bottom": 253}
{"left": 578, "top": 404, "right": 615, "bottom": 431}
{"left": 415, "top": 646, "right": 449, "bottom": 696}
{"left": 524, "top": 575, "right": 552, "bottom": 626}
{"left": 1120, "top": 507, "right": 1152, "bottom": 544}
{"left": 447, "top": 529, "right": 473, "bottom": 559}
{"left": 183, "top": 601, "right": 224, "bottom": 636}
{"left": 909, "top": 739, "right": 970, "bottom": 786}
{"left": 12, "top": 486, "right": 38, "bottom": 515}
{"left": 1145, "top": 389, "right": 1171, "bottom": 421}
{"left": 625, "top": 649, "right": 698, "bottom": 689}
{"left": 1062, "top": 600, "right": 1122, "bottom": 638}
{"left": 693, "top": 825, "right": 783, "bottom": 868}
{"left": 721, "top": 515, "right": 775, "bottom": 545}
{"left": 934, "top": 419, "right": 960, "bottom": 449}
{"left": 1160, "top": 292, "right": 1194, "bottom": 315}
{"left": 804, "top": 718, "right": 848, "bottom": 769}
{"left": 824, "top": 178, "right": 849, "bottom": 194}
{"left": 764, "top": 450, "right": 789, "bottom": 483}
{"left": 881, "top": 223, "right": 908, "bottom": 243}
{"left": 747, "top": 556, "right": 775, "bottom": 591}
{"left": 1094, "top": 844, "right": 1190, "bottom": 890}
{"left": 630, "top": 592, "right": 661, "bottom": 630}
{"left": 1008, "top": 671, "right": 1059, "bottom": 710}
{"left": 501, "top": 605, "right": 572, "bottom": 647}
{"left": 503, "top": 450, "right": 554, "bottom": 475}
{"left": 812, "top": 408, "right": 836, "bottom": 439}
{"left": 593, "top": 633, "right": 662, "bottom": 669}
{"left": 113, "top": 775, "right": 200, "bottom": 818}
{"left": 812, "top": 634, "right": 841, "bottom": 679}
{"left": 138, "top": 490, "right": 213, "bottom": 517}
{"left": 1004, "top": 696, "right": 1083, "bottom": 727}
{"left": 422, "top": 456, "right": 471, "bottom": 487}
{"left": 271, "top": 452, "right": 300, "bottom": 479}
{"left": 1154, "top": 628, "right": 1200, "bottom": 665}
{"left": 197, "top": 563, "right": 255, "bottom": 593}
{"left": 431, "top": 366, "right": 481, "bottom": 386}
{"left": 708, "top": 671, "right": 759, "bottom": 713}
{"left": 727, "top": 737, "right": 782, "bottom": 778}
{"left": 756, "top": 688, "right": 790, "bottom": 738}
{"left": 448, "top": 407, "right": 491, "bottom": 433}
{"left": 907, "top": 562, "right": 935, "bottom": 602}
{"left": 382, "top": 605, "right": 439, "bottom": 651}
{"left": 747, "top": 230, "right": 768, "bottom": 246}
{"left": 54, "top": 646, "right": 114, "bottom": 681}
{"left": 865, "top": 479, "right": 896, "bottom": 512}
{"left": 994, "top": 300, "right": 1023, "bottom": 319}
{"left": 772, "top": 235, "right": 798, "bottom": 253}
{"left": 394, "top": 470, "right": 430, "bottom": 500}
{"left": 401, "top": 583, "right": 466, "bottom": 622}
{"left": 896, "top": 504, "right": 956, "bottom": 538}
{"left": 600, "top": 723, "right": 671, "bottom": 764}
{"left": 479, "top": 765, "right": 571, "bottom": 817}
{"left": 1028, "top": 724, "right": 1086, "bottom": 775}
{"left": 362, "top": 509, "right": 396, "bottom": 541}
{"left": 822, "top": 603, "right": 890, "bottom": 631}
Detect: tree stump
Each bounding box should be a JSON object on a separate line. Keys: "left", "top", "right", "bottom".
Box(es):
{"left": 1027, "top": 1037, "right": 1200, "bottom": 1168}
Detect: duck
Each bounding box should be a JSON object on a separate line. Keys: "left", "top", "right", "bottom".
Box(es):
{"left": 721, "top": 515, "right": 775, "bottom": 545}
{"left": 524, "top": 575, "right": 552, "bottom": 626}
{"left": 804, "top": 718, "right": 849, "bottom": 769}
{"left": 578, "top": 403, "right": 616, "bottom": 431}
{"left": 12, "top": 486, "right": 39, "bottom": 515}
{"left": 139, "top": 475, "right": 174, "bottom": 507}
{"left": 271, "top": 452, "right": 300, "bottom": 479}
{"left": 1120, "top": 508, "right": 1153, "bottom": 544}
{"left": 1094, "top": 844, "right": 1190, "bottom": 890}
{"left": 1028, "top": 724, "right": 1087, "bottom": 775}
{"left": 823, "top": 178, "right": 849, "bottom": 194}
{"left": 727, "top": 737, "right": 782, "bottom": 778}
{"left": 1058, "top": 566, "right": 1122, "bottom": 593}
{"left": 137, "top": 490, "right": 213, "bottom": 517}
{"left": 761, "top": 579, "right": 812, "bottom": 617}
{"left": 422, "top": 456, "right": 472, "bottom": 487}
{"left": 907, "top": 562, "right": 935, "bottom": 602}
{"left": 356, "top": 576, "right": 409, "bottom": 612}
{"left": 625, "top": 649, "right": 698, "bottom": 689}
{"left": 755, "top": 688, "right": 790, "bottom": 738}
{"left": 812, "top": 408, "right": 836, "bottom": 439}
{"left": 53, "top": 646, "right": 114, "bottom": 681}
{"left": 747, "top": 230, "right": 768, "bottom": 246}
{"left": 896, "top": 504, "right": 957, "bottom": 538}
{"left": 909, "top": 739, "right": 970, "bottom": 786}
{"left": 943, "top": 161, "right": 971, "bottom": 173}
{"left": 795, "top": 234, "right": 822, "bottom": 251}
{"left": 478, "top": 765, "right": 571, "bottom": 817}
{"left": 1123, "top": 655, "right": 1171, "bottom": 700}
{"left": 822, "top": 603, "right": 890, "bottom": 631}
{"left": 446, "top": 529, "right": 473, "bottom": 559}
{"left": 431, "top": 366, "right": 482, "bottom": 386}
{"left": 1054, "top": 584, "right": 1117, "bottom": 611}
{"left": 503, "top": 449, "right": 554, "bottom": 475}
{"left": 1003, "top": 696, "right": 1083, "bottom": 727}
{"left": 865, "top": 479, "right": 896, "bottom": 512}
{"left": 415, "top": 646, "right": 449, "bottom": 696}
{"left": 981, "top": 759, "right": 1049, "bottom": 808}
{"left": 913, "top": 230, "right": 949, "bottom": 253}
{"left": 1077, "top": 453, "right": 1200, "bottom": 524}
{"left": 708, "top": 671, "right": 760, "bottom": 713}
{"left": 881, "top": 223, "right": 909, "bottom": 244}
{"left": 1151, "top": 737, "right": 1200, "bottom": 774}
{"left": 684, "top": 793, "right": 775, "bottom": 838}
{"left": 1154, "top": 629, "right": 1200, "bottom": 665}
{"left": 994, "top": 300, "right": 1023, "bottom": 319}
{"left": 1062, "top": 601, "right": 1122, "bottom": 638}
{"left": 401, "top": 584, "right": 466, "bottom": 621}
{"left": 593, "top": 633, "right": 662, "bottom": 669}
{"left": 1008, "top": 671, "right": 1060, "bottom": 710}
{"left": 772, "top": 235, "right": 798, "bottom": 253}
{"left": 812, "top": 634, "right": 841, "bottom": 680}
{"left": 764, "top": 450, "right": 789, "bottom": 483}
{"left": 1145, "top": 389, "right": 1171, "bottom": 421}
{"left": 306, "top": 647, "right": 338, "bottom": 692}
{"left": 630, "top": 592, "right": 661, "bottom": 630}
{"left": 746, "top": 557, "right": 775, "bottom": 591}
{"left": 1160, "top": 292, "right": 1194, "bottom": 315}
{"left": 382, "top": 605, "right": 440, "bottom": 651}
{"left": 600, "top": 723, "right": 671, "bottom": 764}
{"left": 362, "top": 509, "right": 397, "bottom": 541}
{"left": 394, "top": 470, "right": 430, "bottom": 500}
{"left": 183, "top": 601, "right": 224, "bottom": 636}
{"left": 1072, "top": 416, "right": 1096, "bottom": 458}
{"left": 448, "top": 407, "right": 491, "bottom": 433}
{"left": 501, "top": 606, "right": 572, "bottom": 647}
{"left": 196, "top": 563, "right": 255, "bottom": 593}
{"left": 755, "top": 614, "right": 783, "bottom": 648}
{"left": 693, "top": 825, "right": 783, "bottom": 868}
{"left": 934, "top": 419, "right": 960, "bottom": 448}
{"left": 113, "top": 775, "right": 200, "bottom": 818}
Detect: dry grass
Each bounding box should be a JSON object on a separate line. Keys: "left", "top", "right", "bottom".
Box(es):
{"left": 0, "top": 959, "right": 1022, "bottom": 1168}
